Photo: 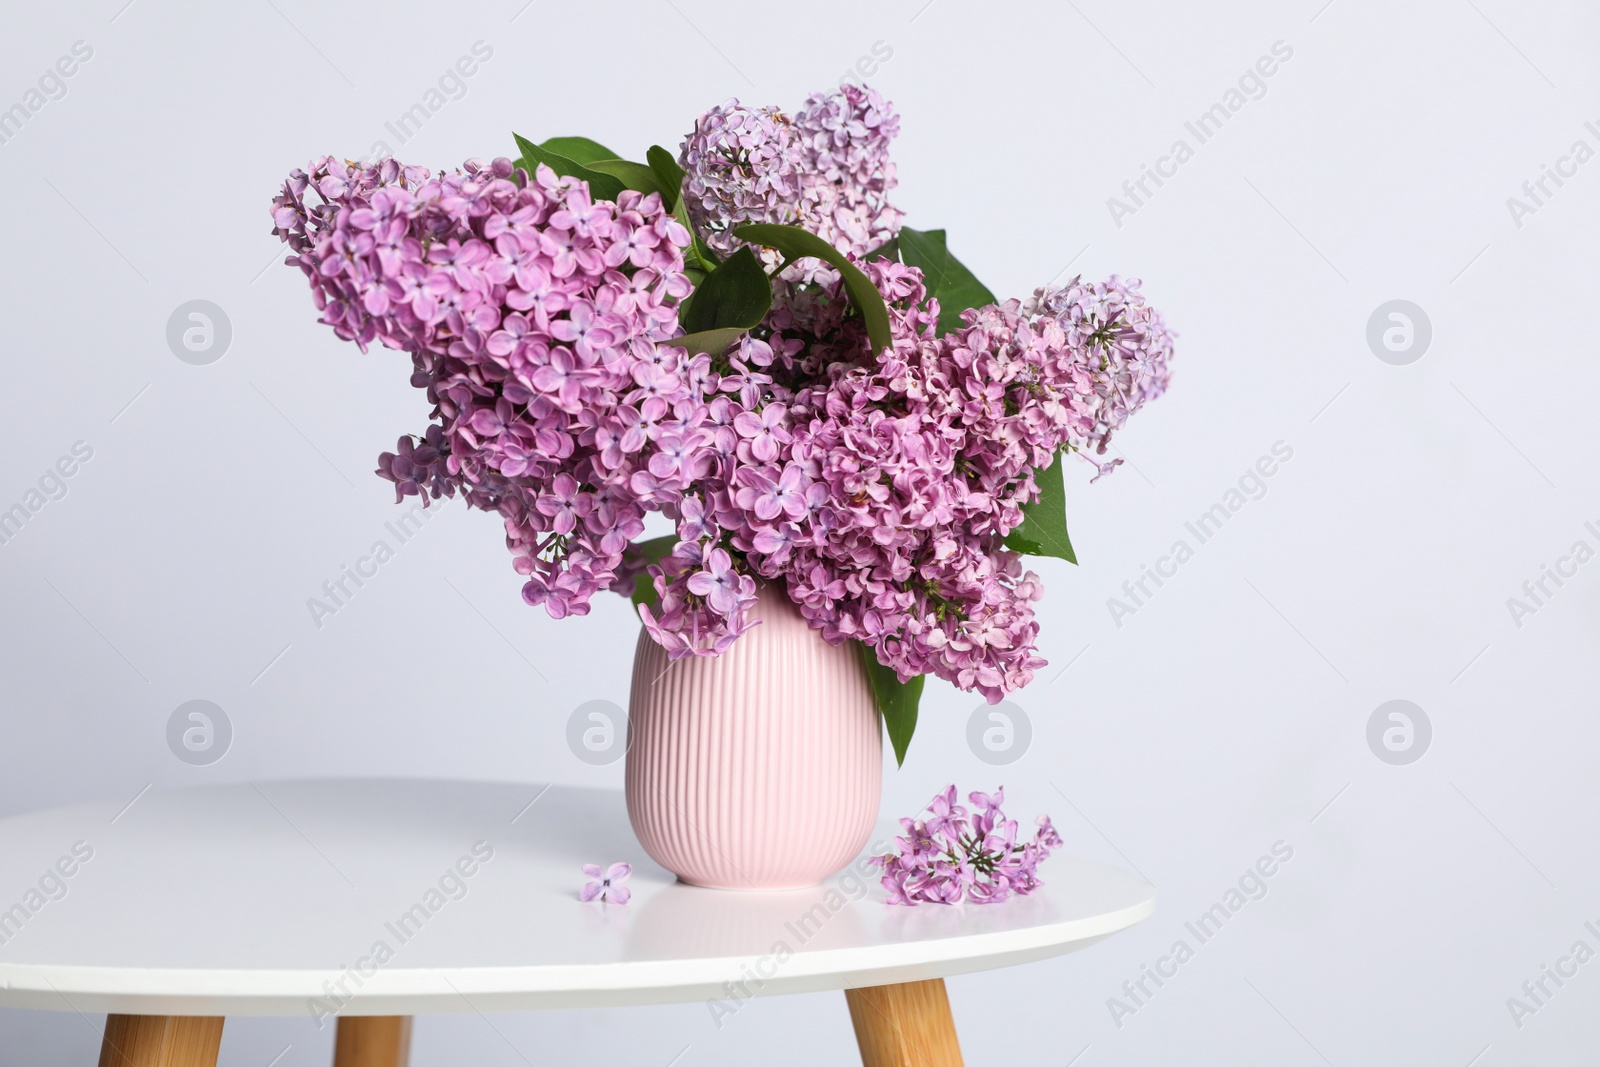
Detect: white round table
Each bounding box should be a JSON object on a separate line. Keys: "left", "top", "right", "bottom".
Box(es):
{"left": 0, "top": 779, "right": 1154, "bottom": 1066}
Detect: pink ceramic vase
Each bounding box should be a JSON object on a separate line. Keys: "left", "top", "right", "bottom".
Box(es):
{"left": 625, "top": 583, "right": 882, "bottom": 890}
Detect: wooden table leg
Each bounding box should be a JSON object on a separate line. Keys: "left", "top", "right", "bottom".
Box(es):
{"left": 333, "top": 1015, "right": 413, "bottom": 1067}
{"left": 97, "top": 1016, "right": 224, "bottom": 1067}
{"left": 845, "top": 979, "right": 964, "bottom": 1067}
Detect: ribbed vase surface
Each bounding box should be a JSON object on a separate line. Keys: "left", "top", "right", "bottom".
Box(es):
{"left": 625, "top": 585, "right": 882, "bottom": 890}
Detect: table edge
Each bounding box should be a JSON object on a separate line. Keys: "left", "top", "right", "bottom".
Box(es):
{"left": 0, "top": 894, "right": 1154, "bottom": 1016}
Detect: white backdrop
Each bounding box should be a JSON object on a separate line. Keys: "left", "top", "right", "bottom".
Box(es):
{"left": 2, "top": 0, "right": 1598, "bottom": 1063}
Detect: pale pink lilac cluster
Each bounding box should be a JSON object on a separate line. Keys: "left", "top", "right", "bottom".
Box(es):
{"left": 271, "top": 154, "right": 705, "bottom": 618}
{"left": 680, "top": 85, "right": 901, "bottom": 299}
{"left": 791, "top": 85, "right": 902, "bottom": 262}
{"left": 872, "top": 786, "right": 1061, "bottom": 905}
{"left": 679, "top": 102, "right": 802, "bottom": 255}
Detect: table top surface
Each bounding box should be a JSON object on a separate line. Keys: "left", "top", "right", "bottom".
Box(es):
{"left": 0, "top": 779, "right": 1154, "bottom": 1017}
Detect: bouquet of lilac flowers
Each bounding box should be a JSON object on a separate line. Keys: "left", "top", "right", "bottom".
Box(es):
{"left": 270, "top": 85, "right": 1174, "bottom": 761}
{"left": 873, "top": 787, "right": 1062, "bottom": 905}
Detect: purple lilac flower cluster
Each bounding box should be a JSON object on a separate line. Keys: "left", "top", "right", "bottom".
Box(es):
{"left": 271, "top": 85, "right": 1174, "bottom": 704}
{"left": 636, "top": 257, "right": 1174, "bottom": 696}
{"left": 872, "top": 786, "right": 1062, "bottom": 905}
{"left": 1025, "top": 275, "right": 1176, "bottom": 478}
{"left": 270, "top": 154, "right": 703, "bottom": 618}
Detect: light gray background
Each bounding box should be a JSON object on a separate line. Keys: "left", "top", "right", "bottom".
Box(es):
{"left": 2, "top": 0, "right": 1597, "bottom": 1063}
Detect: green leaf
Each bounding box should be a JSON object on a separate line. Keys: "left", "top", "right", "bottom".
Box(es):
{"left": 674, "top": 326, "right": 758, "bottom": 357}
{"left": 732, "top": 223, "right": 894, "bottom": 357}
{"left": 586, "top": 159, "right": 665, "bottom": 199}
{"left": 898, "top": 226, "right": 997, "bottom": 337}
{"left": 512, "top": 133, "right": 626, "bottom": 201}
{"left": 857, "top": 641, "right": 924, "bottom": 767}
{"left": 646, "top": 145, "right": 686, "bottom": 211}
{"left": 688, "top": 226, "right": 722, "bottom": 272}
{"left": 674, "top": 199, "right": 721, "bottom": 272}
{"left": 679, "top": 247, "right": 772, "bottom": 334}
{"left": 538, "top": 136, "right": 617, "bottom": 165}
{"left": 675, "top": 248, "right": 772, "bottom": 356}
{"left": 863, "top": 236, "right": 899, "bottom": 263}
{"left": 1004, "top": 449, "right": 1078, "bottom": 564}
{"left": 628, "top": 535, "right": 680, "bottom": 609}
